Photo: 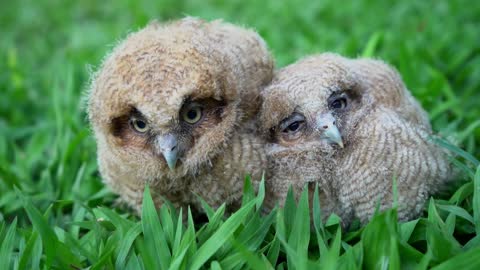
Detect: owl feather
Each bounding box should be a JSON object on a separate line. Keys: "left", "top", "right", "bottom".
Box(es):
{"left": 88, "top": 17, "right": 273, "bottom": 215}
{"left": 260, "top": 53, "right": 454, "bottom": 226}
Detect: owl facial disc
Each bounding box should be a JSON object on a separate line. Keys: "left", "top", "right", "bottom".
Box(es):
{"left": 317, "top": 112, "right": 344, "bottom": 148}
{"left": 156, "top": 133, "right": 179, "bottom": 170}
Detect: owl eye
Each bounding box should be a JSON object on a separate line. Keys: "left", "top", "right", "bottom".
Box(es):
{"left": 182, "top": 106, "right": 203, "bottom": 124}
{"left": 284, "top": 121, "right": 303, "bottom": 133}
{"left": 131, "top": 118, "right": 149, "bottom": 133}
{"left": 280, "top": 112, "right": 306, "bottom": 134}
{"left": 330, "top": 97, "right": 347, "bottom": 110}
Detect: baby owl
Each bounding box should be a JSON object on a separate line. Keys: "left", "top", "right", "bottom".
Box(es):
{"left": 260, "top": 53, "right": 453, "bottom": 226}
{"left": 88, "top": 18, "right": 273, "bottom": 214}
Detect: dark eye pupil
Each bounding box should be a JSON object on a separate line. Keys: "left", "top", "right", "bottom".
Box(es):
{"left": 135, "top": 120, "right": 146, "bottom": 129}
{"left": 332, "top": 98, "right": 346, "bottom": 109}
{"left": 187, "top": 109, "right": 197, "bottom": 120}
{"left": 287, "top": 121, "right": 300, "bottom": 131}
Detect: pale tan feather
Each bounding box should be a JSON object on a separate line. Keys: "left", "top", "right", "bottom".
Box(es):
{"left": 88, "top": 17, "right": 273, "bottom": 215}
{"left": 260, "top": 53, "right": 454, "bottom": 227}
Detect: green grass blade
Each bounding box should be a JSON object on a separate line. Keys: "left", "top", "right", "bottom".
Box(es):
{"left": 141, "top": 185, "right": 171, "bottom": 270}
{"left": 322, "top": 226, "right": 342, "bottom": 269}
{"left": 18, "top": 230, "right": 43, "bottom": 270}
{"left": 361, "top": 31, "right": 382, "bottom": 57}
{"left": 433, "top": 137, "right": 479, "bottom": 167}
{"left": 436, "top": 204, "right": 474, "bottom": 224}
{"left": 184, "top": 207, "right": 198, "bottom": 260}
{"left": 230, "top": 239, "right": 274, "bottom": 270}
{"left": 237, "top": 209, "right": 275, "bottom": 250}
{"left": 30, "top": 232, "right": 42, "bottom": 270}
{"left": 448, "top": 182, "right": 473, "bottom": 204}
{"left": 23, "top": 201, "right": 56, "bottom": 268}
{"left": 22, "top": 196, "right": 81, "bottom": 268}
{"left": 197, "top": 204, "right": 226, "bottom": 245}
{"left": 97, "top": 207, "right": 135, "bottom": 233}
{"left": 195, "top": 193, "right": 215, "bottom": 220}
{"left": 361, "top": 211, "right": 399, "bottom": 270}
{"left": 287, "top": 186, "right": 310, "bottom": 260}
{"left": 463, "top": 235, "right": 480, "bottom": 251}
{"left": 242, "top": 175, "right": 255, "bottom": 206}
{"left": 169, "top": 242, "right": 192, "bottom": 270}
{"left": 415, "top": 250, "right": 432, "bottom": 270}
{"left": 125, "top": 253, "right": 144, "bottom": 270}
{"left": 172, "top": 208, "right": 183, "bottom": 255}
{"left": 189, "top": 199, "right": 257, "bottom": 270}
{"left": 283, "top": 187, "right": 296, "bottom": 238}
{"left": 256, "top": 176, "right": 266, "bottom": 210}
{"left": 266, "top": 237, "right": 280, "bottom": 266}
{"left": 91, "top": 246, "right": 116, "bottom": 270}
{"left": 312, "top": 184, "right": 328, "bottom": 256}
{"left": 474, "top": 166, "right": 480, "bottom": 234}
{"left": 0, "top": 222, "right": 4, "bottom": 238}
{"left": 430, "top": 245, "right": 480, "bottom": 270}
{"left": 275, "top": 233, "right": 303, "bottom": 270}
{"left": 210, "top": 261, "right": 222, "bottom": 270}
{"left": 426, "top": 200, "right": 461, "bottom": 264}
{"left": 336, "top": 243, "right": 362, "bottom": 270}
{"left": 115, "top": 223, "right": 142, "bottom": 269}
{"left": 275, "top": 208, "right": 309, "bottom": 270}
{"left": 389, "top": 234, "right": 401, "bottom": 270}
{"left": 0, "top": 218, "right": 17, "bottom": 270}
{"left": 160, "top": 205, "right": 175, "bottom": 248}
{"left": 399, "top": 219, "right": 419, "bottom": 242}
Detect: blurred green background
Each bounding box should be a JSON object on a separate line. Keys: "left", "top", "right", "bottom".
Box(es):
{"left": 1, "top": 0, "right": 479, "bottom": 219}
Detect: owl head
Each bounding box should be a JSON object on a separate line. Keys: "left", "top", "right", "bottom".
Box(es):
{"left": 88, "top": 18, "right": 273, "bottom": 190}
{"left": 259, "top": 53, "right": 426, "bottom": 153}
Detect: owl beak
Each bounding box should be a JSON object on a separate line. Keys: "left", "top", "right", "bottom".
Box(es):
{"left": 317, "top": 113, "right": 344, "bottom": 148}
{"left": 156, "top": 134, "right": 179, "bottom": 171}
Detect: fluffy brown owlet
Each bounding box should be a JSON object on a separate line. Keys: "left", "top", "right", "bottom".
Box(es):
{"left": 260, "top": 53, "right": 454, "bottom": 226}
{"left": 87, "top": 17, "right": 273, "bottom": 215}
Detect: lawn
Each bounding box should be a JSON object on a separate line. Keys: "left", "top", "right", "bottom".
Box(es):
{"left": 1, "top": 0, "right": 480, "bottom": 269}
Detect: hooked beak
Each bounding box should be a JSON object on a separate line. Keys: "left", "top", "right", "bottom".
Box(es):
{"left": 316, "top": 112, "right": 344, "bottom": 148}
{"left": 156, "top": 133, "right": 178, "bottom": 171}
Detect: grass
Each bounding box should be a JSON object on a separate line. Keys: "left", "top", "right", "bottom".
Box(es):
{"left": 1, "top": 0, "right": 479, "bottom": 269}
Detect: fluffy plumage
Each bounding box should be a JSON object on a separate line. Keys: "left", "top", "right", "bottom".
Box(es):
{"left": 260, "top": 53, "right": 453, "bottom": 226}
{"left": 88, "top": 17, "right": 273, "bottom": 214}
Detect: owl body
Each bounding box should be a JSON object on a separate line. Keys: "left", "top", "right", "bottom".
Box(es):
{"left": 88, "top": 18, "right": 273, "bottom": 214}
{"left": 260, "top": 53, "right": 453, "bottom": 226}
{"left": 334, "top": 107, "right": 451, "bottom": 223}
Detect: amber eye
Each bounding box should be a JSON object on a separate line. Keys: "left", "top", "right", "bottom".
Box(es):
{"left": 131, "top": 118, "right": 149, "bottom": 133}
{"left": 330, "top": 97, "right": 347, "bottom": 110}
{"left": 182, "top": 106, "right": 202, "bottom": 124}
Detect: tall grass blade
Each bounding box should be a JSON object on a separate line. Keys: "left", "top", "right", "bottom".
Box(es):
{"left": 473, "top": 166, "right": 480, "bottom": 234}
{"left": 189, "top": 199, "right": 257, "bottom": 270}
{"left": 141, "top": 185, "right": 171, "bottom": 270}
{"left": 0, "top": 218, "right": 17, "bottom": 270}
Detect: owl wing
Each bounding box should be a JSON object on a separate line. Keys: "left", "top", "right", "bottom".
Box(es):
{"left": 350, "top": 59, "right": 431, "bottom": 129}
{"left": 337, "top": 107, "right": 452, "bottom": 224}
